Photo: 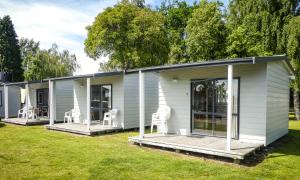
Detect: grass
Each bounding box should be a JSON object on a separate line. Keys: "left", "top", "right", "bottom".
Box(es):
{"left": 0, "top": 121, "right": 299, "bottom": 179}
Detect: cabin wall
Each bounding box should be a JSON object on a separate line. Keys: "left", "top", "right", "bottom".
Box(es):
{"left": 55, "top": 80, "right": 74, "bottom": 122}
{"left": 123, "top": 72, "right": 159, "bottom": 129}
{"left": 0, "top": 86, "right": 21, "bottom": 118}
{"left": 91, "top": 75, "right": 124, "bottom": 127}
{"left": 158, "top": 63, "right": 268, "bottom": 144}
{"left": 265, "top": 61, "right": 290, "bottom": 145}
{"left": 73, "top": 79, "right": 87, "bottom": 123}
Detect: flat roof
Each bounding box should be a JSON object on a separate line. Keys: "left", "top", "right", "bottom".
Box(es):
{"left": 46, "top": 71, "right": 123, "bottom": 81}
{"left": 126, "top": 55, "right": 292, "bottom": 73}
{"left": 4, "top": 80, "right": 47, "bottom": 86}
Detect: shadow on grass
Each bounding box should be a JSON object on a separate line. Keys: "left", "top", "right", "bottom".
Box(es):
{"left": 241, "top": 127, "right": 300, "bottom": 167}
{"left": 0, "top": 122, "right": 6, "bottom": 128}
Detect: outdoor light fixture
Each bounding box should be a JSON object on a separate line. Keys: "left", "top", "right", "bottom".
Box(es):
{"left": 172, "top": 77, "right": 178, "bottom": 83}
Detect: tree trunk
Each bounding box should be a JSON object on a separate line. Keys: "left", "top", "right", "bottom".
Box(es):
{"left": 293, "top": 90, "right": 300, "bottom": 120}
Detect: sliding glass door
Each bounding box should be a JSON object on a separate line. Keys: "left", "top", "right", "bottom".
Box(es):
{"left": 91, "top": 85, "right": 112, "bottom": 122}
{"left": 191, "top": 78, "right": 239, "bottom": 138}
{"left": 36, "top": 88, "right": 49, "bottom": 117}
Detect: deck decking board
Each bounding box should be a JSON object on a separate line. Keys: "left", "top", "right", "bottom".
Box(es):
{"left": 46, "top": 123, "right": 123, "bottom": 136}
{"left": 129, "top": 134, "right": 263, "bottom": 160}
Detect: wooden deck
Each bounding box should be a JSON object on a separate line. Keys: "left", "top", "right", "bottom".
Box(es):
{"left": 46, "top": 123, "right": 123, "bottom": 136}
{"left": 129, "top": 134, "right": 264, "bottom": 160}
{"left": 2, "top": 117, "right": 49, "bottom": 126}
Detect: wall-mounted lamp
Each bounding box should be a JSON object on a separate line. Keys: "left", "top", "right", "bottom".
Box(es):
{"left": 172, "top": 77, "right": 178, "bottom": 83}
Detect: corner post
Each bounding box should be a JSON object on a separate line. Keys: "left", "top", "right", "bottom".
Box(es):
{"left": 25, "top": 83, "right": 29, "bottom": 123}
{"left": 139, "top": 71, "right": 145, "bottom": 139}
{"left": 4, "top": 85, "right": 8, "bottom": 119}
{"left": 227, "top": 65, "right": 233, "bottom": 151}
{"left": 49, "top": 80, "right": 55, "bottom": 126}
{"left": 86, "top": 78, "right": 91, "bottom": 130}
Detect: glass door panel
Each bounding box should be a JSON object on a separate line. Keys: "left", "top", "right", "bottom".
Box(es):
{"left": 192, "top": 80, "right": 214, "bottom": 135}
{"left": 191, "top": 78, "right": 239, "bottom": 138}
{"left": 91, "top": 84, "right": 112, "bottom": 122}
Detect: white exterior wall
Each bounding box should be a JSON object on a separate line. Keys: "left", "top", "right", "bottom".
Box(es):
{"left": 124, "top": 72, "right": 158, "bottom": 129}
{"left": 73, "top": 79, "right": 87, "bottom": 123}
{"left": 28, "top": 82, "right": 48, "bottom": 108}
{"left": 55, "top": 80, "right": 74, "bottom": 122}
{"left": 265, "top": 61, "right": 290, "bottom": 145}
{"left": 0, "top": 86, "right": 21, "bottom": 118}
{"left": 159, "top": 63, "right": 268, "bottom": 144}
{"left": 91, "top": 75, "right": 124, "bottom": 128}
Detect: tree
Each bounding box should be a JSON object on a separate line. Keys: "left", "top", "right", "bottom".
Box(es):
{"left": 84, "top": 2, "right": 169, "bottom": 70}
{"left": 186, "top": 0, "right": 227, "bottom": 61}
{"left": 227, "top": 0, "right": 300, "bottom": 119}
{"left": 159, "top": 0, "right": 195, "bottom": 64}
{"left": 0, "top": 15, "right": 23, "bottom": 82}
{"left": 284, "top": 17, "right": 300, "bottom": 120}
{"left": 20, "top": 39, "right": 79, "bottom": 81}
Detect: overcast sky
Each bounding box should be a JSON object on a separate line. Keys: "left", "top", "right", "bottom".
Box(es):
{"left": 0, "top": 0, "right": 228, "bottom": 75}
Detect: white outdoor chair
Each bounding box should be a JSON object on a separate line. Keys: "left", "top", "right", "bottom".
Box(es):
{"left": 103, "top": 109, "right": 118, "bottom": 126}
{"left": 18, "top": 106, "right": 33, "bottom": 118}
{"left": 18, "top": 107, "right": 27, "bottom": 118}
{"left": 151, "top": 105, "right": 171, "bottom": 134}
{"left": 64, "top": 109, "right": 73, "bottom": 123}
{"left": 28, "top": 108, "right": 38, "bottom": 120}
{"left": 64, "top": 109, "right": 81, "bottom": 124}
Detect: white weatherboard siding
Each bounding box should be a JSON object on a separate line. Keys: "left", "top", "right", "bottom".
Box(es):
{"left": 266, "top": 61, "right": 290, "bottom": 145}
{"left": 73, "top": 79, "right": 87, "bottom": 123}
{"left": 55, "top": 80, "right": 74, "bottom": 122}
{"left": 91, "top": 75, "right": 124, "bottom": 127}
{"left": 0, "top": 86, "right": 21, "bottom": 118}
{"left": 28, "top": 83, "right": 48, "bottom": 108}
{"left": 124, "top": 72, "right": 158, "bottom": 129}
{"left": 159, "top": 63, "right": 268, "bottom": 144}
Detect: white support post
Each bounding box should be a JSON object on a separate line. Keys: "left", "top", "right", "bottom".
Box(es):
{"left": 4, "top": 85, "right": 8, "bottom": 119}
{"left": 139, "top": 71, "right": 145, "bottom": 139}
{"left": 86, "top": 78, "right": 91, "bottom": 130}
{"left": 49, "top": 80, "right": 55, "bottom": 126}
{"left": 25, "top": 83, "right": 29, "bottom": 123}
{"left": 227, "top": 65, "right": 233, "bottom": 151}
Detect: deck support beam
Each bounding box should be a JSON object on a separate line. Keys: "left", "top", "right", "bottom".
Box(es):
{"left": 25, "top": 83, "right": 29, "bottom": 123}
{"left": 49, "top": 80, "right": 55, "bottom": 126}
{"left": 86, "top": 78, "right": 91, "bottom": 130}
{"left": 139, "top": 71, "right": 145, "bottom": 139}
{"left": 227, "top": 65, "right": 233, "bottom": 151}
{"left": 4, "top": 85, "right": 8, "bottom": 119}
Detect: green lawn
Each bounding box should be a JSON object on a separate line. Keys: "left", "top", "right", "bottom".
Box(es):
{"left": 0, "top": 121, "right": 299, "bottom": 179}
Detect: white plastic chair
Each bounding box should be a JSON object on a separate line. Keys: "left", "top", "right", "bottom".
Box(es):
{"left": 64, "top": 109, "right": 73, "bottom": 123}
{"left": 18, "top": 107, "right": 27, "bottom": 118}
{"left": 151, "top": 105, "right": 171, "bottom": 134}
{"left": 103, "top": 109, "right": 118, "bottom": 126}
{"left": 64, "top": 109, "right": 81, "bottom": 124}
{"left": 18, "top": 106, "right": 33, "bottom": 118}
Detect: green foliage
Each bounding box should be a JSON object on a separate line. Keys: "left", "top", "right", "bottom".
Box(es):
{"left": 284, "top": 16, "right": 300, "bottom": 92}
{"left": 0, "top": 15, "right": 23, "bottom": 82}
{"left": 186, "top": 0, "right": 227, "bottom": 61}
{"left": 21, "top": 39, "right": 79, "bottom": 81}
{"left": 85, "top": 2, "right": 169, "bottom": 71}
{"left": 159, "top": 0, "right": 195, "bottom": 64}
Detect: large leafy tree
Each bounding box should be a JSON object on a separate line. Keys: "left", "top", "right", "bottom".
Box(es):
{"left": 0, "top": 15, "right": 23, "bottom": 82}
{"left": 227, "top": 0, "right": 300, "bottom": 119}
{"left": 21, "top": 39, "right": 79, "bottom": 81}
{"left": 186, "top": 0, "right": 227, "bottom": 61}
{"left": 159, "top": 0, "right": 195, "bottom": 64}
{"left": 84, "top": 2, "right": 169, "bottom": 70}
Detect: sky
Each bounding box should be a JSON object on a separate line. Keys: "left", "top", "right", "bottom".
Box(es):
{"left": 0, "top": 0, "right": 228, "bottom": 75}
